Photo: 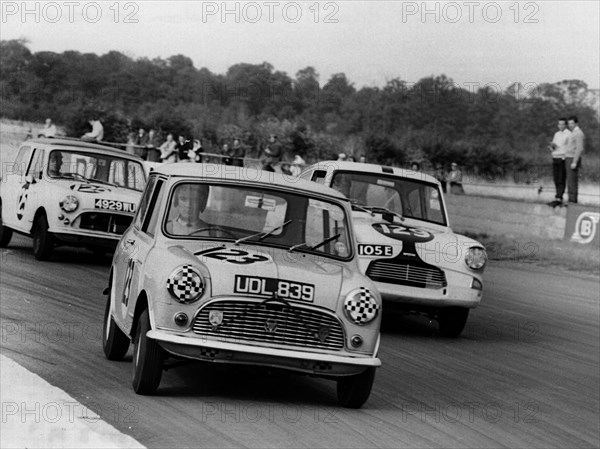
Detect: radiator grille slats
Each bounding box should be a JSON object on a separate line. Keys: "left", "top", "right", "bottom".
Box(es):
{"left": 193, "top": 301, "right": 345, "bottom": 350}
{"left": 366, "top": 260, "right": 447, "bottom": 289}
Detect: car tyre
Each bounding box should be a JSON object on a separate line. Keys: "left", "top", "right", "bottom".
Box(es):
{"left": 337, "top": 367, "right": 376, "bottom": 409}
{"left": 102, "top": 290, "right": 130, "bottom": 361}
{"left": 438, "top": 307, "right": 470, "bottom": 338}
{"left": 32, "top": 215, "right": 54, "bottom": 260}
{"left": 0, "top": 203, "right": 13, "bottom": 248}
{"left": 132, "top": 309, "right": 164, "bottom": 395}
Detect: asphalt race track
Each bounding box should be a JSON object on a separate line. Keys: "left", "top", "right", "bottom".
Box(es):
{"left": 1, "top": 234, "right": 599, "bottom": 448}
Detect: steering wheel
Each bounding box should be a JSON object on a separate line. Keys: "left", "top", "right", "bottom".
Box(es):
{"left": 188, "top": 226, "right": 237, "bottom": 238}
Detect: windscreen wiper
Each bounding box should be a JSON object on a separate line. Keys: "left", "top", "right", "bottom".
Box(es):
{"left": 288, "top": 233, "right": 341, "bottom": 253}
{"left": 234, "top": 220, "right": 292, "bottom": 245}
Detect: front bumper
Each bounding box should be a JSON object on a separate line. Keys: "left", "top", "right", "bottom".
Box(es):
{"left": 147, "top": 329, "right": 381, "bottom": 377}
{"left": 375, "top": 268, "right": 483, "bottom": 309}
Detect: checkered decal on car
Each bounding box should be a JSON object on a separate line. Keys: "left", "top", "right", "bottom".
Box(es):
{"left": 344, "top": 287, "right": 380, "bottom": 324}
{"left": 166, "top": 265, "right": 203, "bottom": 302}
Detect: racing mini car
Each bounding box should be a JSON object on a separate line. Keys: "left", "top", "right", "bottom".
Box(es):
{"left": 102, "top": 164, "right": 382, "bottom": 408}
{"left": 0, "top": 138, "right": 146, "bottom": 260}
{"left": 301, "top": 161, "right": 487, "bottom": 337}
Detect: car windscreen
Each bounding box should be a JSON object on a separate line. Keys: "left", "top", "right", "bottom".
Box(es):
{"left": 47, "top": 150, "right": 146, "bottom": 192}
{"left": 330, "top": 171, "right": 446, "bottom": 226}
{"left": 163, "top": 182, "right": 352, "bottom": 260}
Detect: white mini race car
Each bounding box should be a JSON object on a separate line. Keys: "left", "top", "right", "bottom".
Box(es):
{"left": 102, "top": 163, "right": 382, "bottom": 408}
{"left": 301, "top": 161, "right": 487, "bottom": 337}
{"left": 0, "top": 138, "right": 146, "bottom": 260}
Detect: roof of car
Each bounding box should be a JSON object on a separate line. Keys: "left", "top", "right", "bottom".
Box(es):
{"left": 26, "top": 138, "right": 143, "bottom": 160}
{"left": 150, "top": 163, "right": 348, "bottom": 200}
{"left": 304, "top": 161, "right": 439, "bottom": 184}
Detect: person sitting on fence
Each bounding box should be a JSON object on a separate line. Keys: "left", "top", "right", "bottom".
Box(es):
{"left": 81, "top": 118, "right": 104, "bottom": 142}
{"left": 159, "top": 133, "right": 177, "bottom": 163}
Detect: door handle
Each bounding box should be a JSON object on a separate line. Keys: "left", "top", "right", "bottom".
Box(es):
{"left": 126, "top": 239, "right": 135, "bottom": 245}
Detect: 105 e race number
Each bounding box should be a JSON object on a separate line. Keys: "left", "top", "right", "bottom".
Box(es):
{"left": 358, "top": 244, "right": 393, "bottom": 257}
{"left": 95, "top": 199, "right": 136, "bottom": 212}
{"left": 234, "top": 275, "right": 315, "bottom": 302}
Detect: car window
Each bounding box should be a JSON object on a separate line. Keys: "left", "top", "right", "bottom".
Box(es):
{"left": 331, "top": 171, "right": 446, "bottom": 226}
{"left": 164, "top": 182, "right": 352, "bottom": 260}
{"left": 143, "top": 180, "right": 165, "bottom": 237}
{"left": 12, "top": 146, "right": 32, "bottom": 176}
{"left": 46, "top": 150, "right": 146, "bottom": 191}
{"left": 26, "top": 148, "right": 45, "bottom": 180}
{"left": 134, "top": 176, "right": 158, "bottom": 230}
{"left": 311, "top": 170, "right": 327, "bottom": 184}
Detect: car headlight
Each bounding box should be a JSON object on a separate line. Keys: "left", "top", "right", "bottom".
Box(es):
{"left": 343, "top": 287, "right": 380, "bottom": 325}
{"left": 465, "top": 247, "right": 487, "bottom": 270}
{"left": 166, "top": 265, "right": 205, "bottom": 303}
{"left": 59, "top": 195, "right": 79, "bottom": 212}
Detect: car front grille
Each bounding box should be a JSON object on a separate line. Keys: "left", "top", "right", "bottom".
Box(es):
{"left": 366, "top": 260, "right": 447, "bottom": 289}
{"left": 193, "top": 300, "right": 345, "bottom": 351}
{"left": 79, "top": 212, "right": 133, "bottom": 235}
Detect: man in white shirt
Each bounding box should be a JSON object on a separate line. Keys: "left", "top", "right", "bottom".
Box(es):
{"left": 547, "top": 118, "right": 570, "bottom": 207}
{"left": 566, "top": 116, "right": 585, "bottom": 204}
{"left": 81, "top": 118, "right": 104, "bottom": 142}
{"left": 39, "top": 118, "right": 57, "bottom": 138}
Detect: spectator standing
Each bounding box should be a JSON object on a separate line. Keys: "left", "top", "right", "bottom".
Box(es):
{"left": 188, "top": 139, "right": 204, "bottom": 163}
{"left": 434, "top": 164, "right": 447, "bottom": 193}
{"left": 337, "top": 153, "right": 347, "bottom": 161}
{"left": 359, "top": 155, "right": 367, "bottom": 163}
{"left": 290, "top": 154, "right": 306, "bottom": 176}
{"left": 125, "top": 132, "right": 136, "bottom": 155}
{"left": 159, "top": 133, "right": 177, "bottom": 163}
{"left": 146, "top": 129, "right": 161, "bottom": 162}
{"left": 135, "top": 128, "right": 149, "bottom": 160}
{"left": 222, "top": 143, "right": 231, "bottom": 165}
{"left": 229, "top": 138, "right": 245, "bottom": 167}
{"left": 410, "top": 161, "right": 421, "bottom": 171}
{"left": 176, "top": 135, "right": 192, "bottom": 162}
{"left": 81, "top": 118, "right": 104, "bottom": 142}
{"left": 547, "top": 118, "right": 570, "bottom": 207}
{"left": 262, "top": 134, "right": 282, "bottom": 172}
{"left": 39, "top": 118, "right": 57, "bottom": 138}
{"left": 566, "top": 116, "right": 585, "bottom": 203}
{"left": 448, "top": 162, "right": 465, "bottom": 194}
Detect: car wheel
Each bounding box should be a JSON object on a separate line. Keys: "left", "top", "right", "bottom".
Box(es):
{"left": 32, "top": 215, "right": 54, "bottom": 260}
{"left": 0, "top": 203, "right": 13, "bottom": 248}
{"left": 132, "top": 309, "right": 164, "bottom": 395}
{"left": 102, "top": 288, "right": 130, "bottom": 361}
{"left": 337, "top": 367, "right": 376, "bottom": 409}
{"left": 438, "top": 307, "right": 470, "bottom": 338}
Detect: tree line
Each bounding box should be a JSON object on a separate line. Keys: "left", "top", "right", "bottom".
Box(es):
{"left": 1, "top": 39, "right": 598, "bottom": 180}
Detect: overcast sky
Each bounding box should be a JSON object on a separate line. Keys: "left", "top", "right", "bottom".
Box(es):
{"left": 1, "top": 1, "right": 599, "bottom": 90}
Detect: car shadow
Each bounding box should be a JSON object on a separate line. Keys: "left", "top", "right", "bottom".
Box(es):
{"left": 155, "top": 361, "right": 339, "bottom": 406}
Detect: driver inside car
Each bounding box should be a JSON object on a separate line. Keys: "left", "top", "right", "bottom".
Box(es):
{"left": 48, "top": 151, "right": 64, "bottom": 177}
{"left": 166, "top": 183, "right": 211, "bottom": 235}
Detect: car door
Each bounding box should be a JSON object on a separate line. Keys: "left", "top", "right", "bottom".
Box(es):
{"left": 2, "top": 145, "right": 33, "bottom": 231}
{"left": 114, "top": 176, "right": 165, "bottom": 330}
{"left": 18, "top": 147, "right": 45, "bottom": 233}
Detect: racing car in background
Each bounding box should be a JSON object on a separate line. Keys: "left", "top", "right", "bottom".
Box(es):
{"left": 301, "top": 161, "right": 487, "bottom": 337}
{"left": 0, "top": 138, "right": 146, "bottom": 260}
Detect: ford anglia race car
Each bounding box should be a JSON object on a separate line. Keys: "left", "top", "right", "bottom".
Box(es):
{"left": 301, "top": 161, "right": 487, "bottom": 337}
{"left": 102, "top": 164, "right": 382, "bottom": 408}
{"left": 0, "top": 138, "right": 146, "bottom": 260}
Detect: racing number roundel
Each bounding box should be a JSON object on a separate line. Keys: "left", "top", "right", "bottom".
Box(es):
{"left": 372, "top": 223, "right": 434, "bottom": 243}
